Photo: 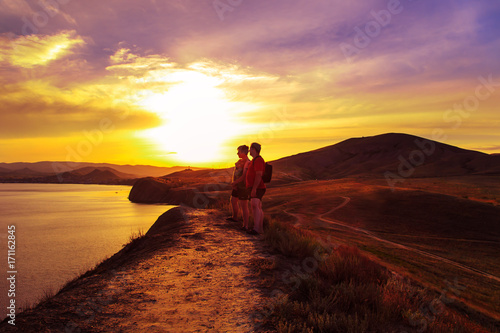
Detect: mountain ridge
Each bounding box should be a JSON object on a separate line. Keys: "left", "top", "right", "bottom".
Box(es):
{"left": 2, "top": 133, "right": 499, "bottom": 184}
{"left": 0, "top": 162, "right": 198, "bottom": 178}
{"left": 269, "top": 133, "right": 500, "bottom": 180}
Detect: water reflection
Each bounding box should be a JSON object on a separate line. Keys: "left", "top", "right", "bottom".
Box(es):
{"left": 0, "top": 183, "right": 173, "bottom": 310}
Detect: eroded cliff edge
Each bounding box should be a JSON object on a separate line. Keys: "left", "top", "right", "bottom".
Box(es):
{"left": 0, "top": 207, "right": 191, "bottom": 332}
{"left": 0, "top": 206, "right": 279, "bottom": 332}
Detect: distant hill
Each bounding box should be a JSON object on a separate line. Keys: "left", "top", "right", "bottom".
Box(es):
{"left": 0, "top": 166, "right": 138, "bottom": 185}
{"left": 0, "top": 167, "right": 50, "bottom": 177}
{"left": 0, "top": 167, "right": 13, "bottom": 174}
{"left": 167, "top": 133, "right": 500, "bottom": 183}
{"left": 68, "top": 167, "right": 137, "bottom": 179}
{"left": 0, "top": 162, "right": 198, "bottom": 178}
{"left": 270, "top": 133, "right": 500, "bottom": 180}
{"left": 70, "top": 168, "right": 125, "bottom": 183}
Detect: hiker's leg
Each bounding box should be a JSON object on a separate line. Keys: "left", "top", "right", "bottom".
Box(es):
{"left": 258, "top": 199, "right": 264, "bottom": 233}
{"left": 231, "top": 195, "right": 239, "bottom": 219}
{"left": 240, "top": 199, "right": 249, "bottom": 229}
{"left": 251, "top": 198, "right": 262, "bottom": 233}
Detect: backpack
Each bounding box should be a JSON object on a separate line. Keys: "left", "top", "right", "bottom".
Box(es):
{"left": 254, "top": 156, "right": 273, "bottom": 183}
{"left": 263, "top": 162, "right": 273, "bottom": 183}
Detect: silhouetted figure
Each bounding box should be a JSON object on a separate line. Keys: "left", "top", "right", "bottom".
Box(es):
{"left": 228, "top": 145, "right": 250, "bottom": 230}
{"left": 246, "top": 142, "right": 266, "bottom": 234}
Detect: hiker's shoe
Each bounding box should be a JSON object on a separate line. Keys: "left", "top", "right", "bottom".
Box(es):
{"left": 246, "top": 229, "right": 260, "bottom": 235}
{"left": 226, "top": 217, "right": 238, "bottom": 222}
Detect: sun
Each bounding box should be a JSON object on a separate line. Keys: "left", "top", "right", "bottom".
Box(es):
{"left": 137, "top": 69, "right": 256, "bottom": 165}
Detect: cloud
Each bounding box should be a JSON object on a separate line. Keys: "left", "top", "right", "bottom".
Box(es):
{"left": 0, "top": 30, "right": 85, "bottom": 68}
{"left": 0, "top": 0, "right": 34, "bottom": 16}
{"left": 0, "top": 79, "right": 162, "bottom": 139}
{"left": 105, "top": 48, "right": 287, "bottom": 105}
{"left": 0, "top": 47, "right": 288, "bottom": 141}
{"left": 0, "top": 44, "right": 167, "bottom": 139}
{"left": 37, "top": 0, "right": 77, "bottom": 26}
{"left": 474, "top": 145, "right": 500, "bottom": 152}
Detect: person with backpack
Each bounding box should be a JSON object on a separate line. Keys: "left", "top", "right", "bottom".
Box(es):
{"left": 246, "top": 142, "right": 266, "bottom": 235}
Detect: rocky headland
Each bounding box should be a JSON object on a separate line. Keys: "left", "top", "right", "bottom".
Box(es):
{"left": 128, "top": 173, "right": 232, "bottom": 207}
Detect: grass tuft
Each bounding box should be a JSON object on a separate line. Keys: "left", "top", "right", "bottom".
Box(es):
{"left": 264, "top": 217, "right": 322, "bottom": 259}
{"left": 123, "top": 228, "right": 146, "bottom": 248}
{"left": 318, "top": 245, "right": 390, "bottom": 286}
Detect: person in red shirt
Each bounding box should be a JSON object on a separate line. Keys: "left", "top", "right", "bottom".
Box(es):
{"left": 246, "top": 142, "right": 266, "bottom": 235}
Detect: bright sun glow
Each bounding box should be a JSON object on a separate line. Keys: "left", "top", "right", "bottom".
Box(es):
{"left": 137, "top": 68, "right": 257, "bottom": 164}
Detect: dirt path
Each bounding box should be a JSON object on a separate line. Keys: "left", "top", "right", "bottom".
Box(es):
{"left": 97, "top": 209, "right": 277, "bottom": 332}
{"left": 2, "top": 208, "right": 282, "bottom": 332}
{"left": 284, "top": 196, "right": 500, "bottom": 283}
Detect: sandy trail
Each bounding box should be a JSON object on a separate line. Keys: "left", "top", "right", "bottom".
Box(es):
{"left": 3, "top": 209, "right": 281, "bottom": 333}
{"left": 97, "top": 210, "right": 276, "bottom": 332}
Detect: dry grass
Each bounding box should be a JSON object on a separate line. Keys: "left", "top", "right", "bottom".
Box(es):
{"left": 318, "top": 245, "right": 390, "bottom": 286}
{"left": 264, "top": 217, "right": 321, "bottom": 259}
{"left": 207, "top": 195, "right": 231, "bottom": 211}
{"left": 263, "top": 177, "right": 500, "bottom": 321}
{"left": 124, "top": 228, "right": 146, "bottom": 247}
{"left": 258, "top": 216, "right": 497, "bottom": 333}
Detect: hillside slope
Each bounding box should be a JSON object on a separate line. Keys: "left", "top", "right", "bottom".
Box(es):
{"left": 270, "top": 133, "right": 500, "bottom": 180}
{"left": 0, "top": 162, "right": 194, "bottom": 178}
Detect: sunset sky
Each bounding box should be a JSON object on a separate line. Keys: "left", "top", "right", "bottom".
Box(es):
{"left": 1, "top": 0, "right": 499, "bottom": 167}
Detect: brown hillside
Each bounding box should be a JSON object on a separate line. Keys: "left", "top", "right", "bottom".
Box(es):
{"left": 270, "top": 133, "right": 500, "bottom": 180}
{"left": 70, "top": 167, "right": 137, "bottom": 179}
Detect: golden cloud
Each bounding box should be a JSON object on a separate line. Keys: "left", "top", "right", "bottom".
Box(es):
{"left": 105, "top": 49, "right": 289, "bottom": 108}
{"left": 0, "top": 78, "right": 162, "bottom": 139}
{"left": 0, "top": 30, "right": 85, "bottom": 69}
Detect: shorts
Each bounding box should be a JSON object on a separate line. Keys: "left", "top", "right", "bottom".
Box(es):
{"left": 231, "top": 187, "right": 249, "bottom": 200}
{"left": 248, "top": 187, "right": 266, "bottom": 201}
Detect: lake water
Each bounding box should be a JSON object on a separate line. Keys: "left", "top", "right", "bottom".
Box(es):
{"left": 0, "top": 183, "right": 173, "bottom": 313}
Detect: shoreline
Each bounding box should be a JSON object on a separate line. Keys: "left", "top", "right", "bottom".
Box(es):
{"left": 0, "top": 183, "right": 171, "bottom": 323}
{"left": 0, "top": 207, "right": 191, "bottom": 329}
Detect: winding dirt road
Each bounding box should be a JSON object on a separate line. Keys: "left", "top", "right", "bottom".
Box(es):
{"left": 286, "top": 196, "right": 500, "bottom": 283}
